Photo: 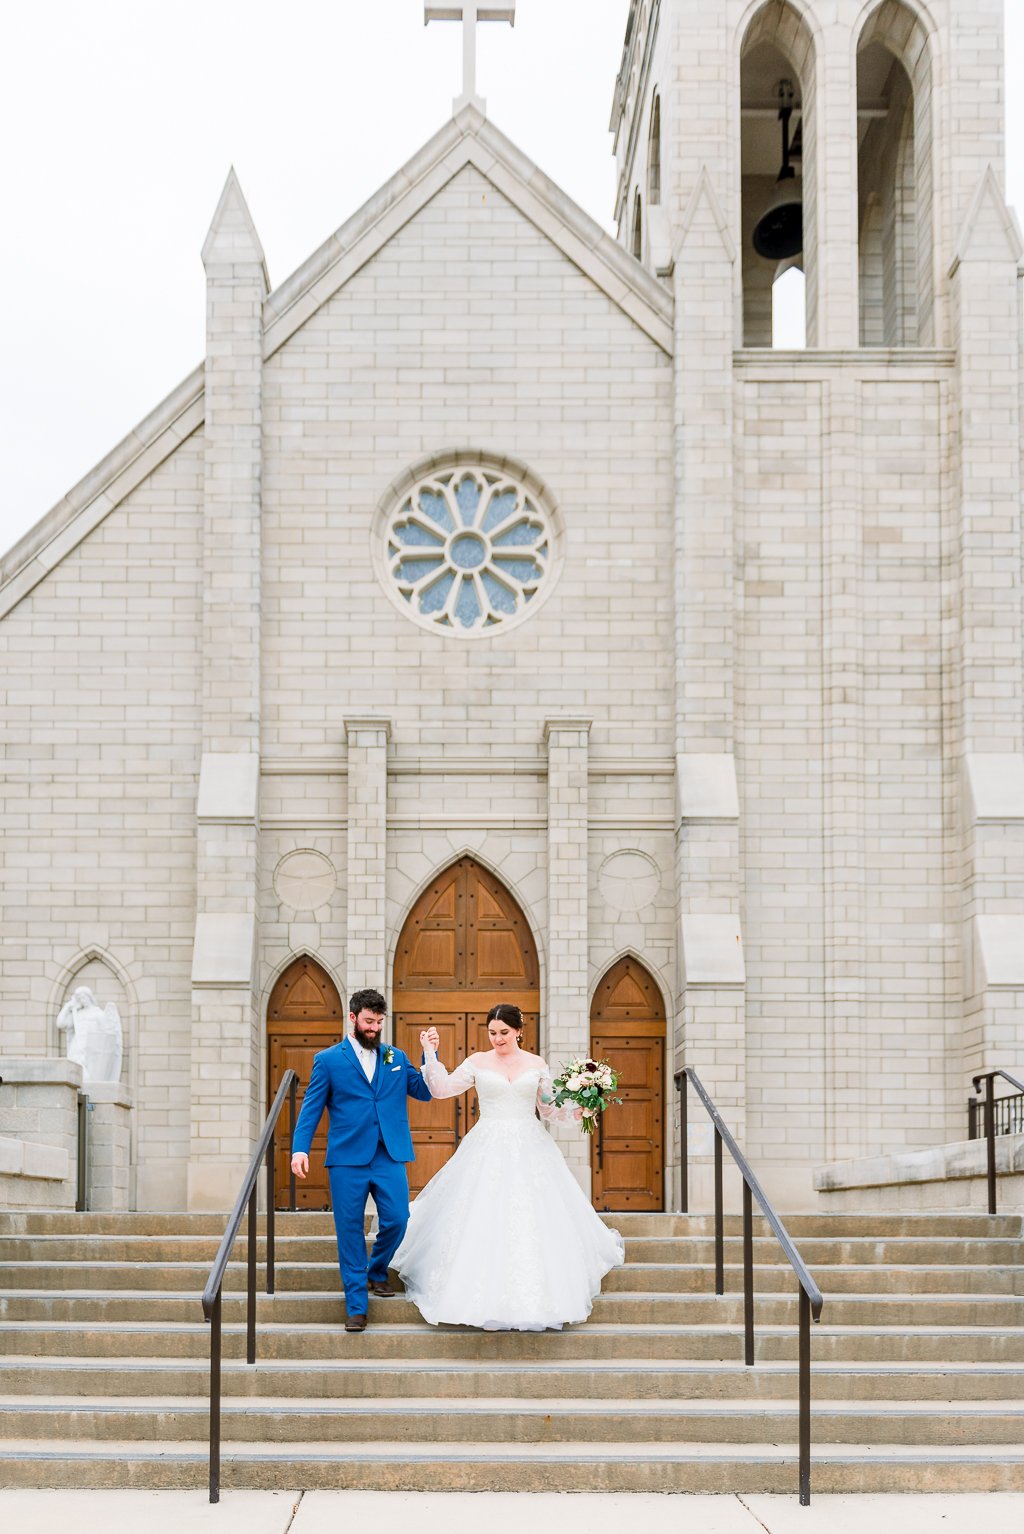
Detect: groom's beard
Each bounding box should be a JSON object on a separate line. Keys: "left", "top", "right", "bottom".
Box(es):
{"left": 352, "top": 1024, "right": 382, "bottom": 1051}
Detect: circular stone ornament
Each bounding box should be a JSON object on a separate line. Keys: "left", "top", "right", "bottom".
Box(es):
{"left": 598, "top": 851, "right": 661, "bottom": 913}
{"left": 273, "top": 850, "right": 338, "bottom": 912}
{"left": 379, "top": 463, "right": 558, "bottom": 636}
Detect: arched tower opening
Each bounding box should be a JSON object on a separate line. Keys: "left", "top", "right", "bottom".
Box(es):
{"left": 857, "top": 2, "right": 936, "bottom": 345}
{"left": 647, "top": 93, "right": 661, "bottom": 206}
{"left": 632, "top": 189, "right": 644, "bottom": 260}
{"left": 740, "top": 3, "right": 817, "bottom": 347}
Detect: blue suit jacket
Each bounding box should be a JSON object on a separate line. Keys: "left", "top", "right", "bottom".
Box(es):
{"left": 291, "top": 1038, "right": 432, "bottom": 1166}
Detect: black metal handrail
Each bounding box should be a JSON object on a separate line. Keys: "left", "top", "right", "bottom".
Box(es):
{"left": 201, "top": 1069, "right": 298, "bottom": 1504}
{"left": 675, "top": 1067, "right": 824, "bottom": 1506}
{"left": 969, "top": 1069, "right": 1024, "bottom": 1215}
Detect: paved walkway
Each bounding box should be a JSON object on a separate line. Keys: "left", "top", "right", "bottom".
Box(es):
{"left": 1, "top": 1491, "right": 1022, "bottom": 1533}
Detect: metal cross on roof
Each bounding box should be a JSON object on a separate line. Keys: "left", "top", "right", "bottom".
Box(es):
{"left": 424, "top": 2, "right": 516, "bottom": 114}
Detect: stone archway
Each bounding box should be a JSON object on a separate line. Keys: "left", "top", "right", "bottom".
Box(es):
{"left": 590, "top": 956, "right": 666, "bottom": 1211}
{"left": 392, "top": 856, "right": 540, "bottom": 1196}
{"left": 266, "top": 956, "right": 345, "bottom": 1209}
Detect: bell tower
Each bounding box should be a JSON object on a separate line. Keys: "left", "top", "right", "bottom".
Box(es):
{"left": 612, "top": 0, "right": 1024, "bottom": 1197}
{"left": 611, "top": 0, "right": 1008, "bottom": 351}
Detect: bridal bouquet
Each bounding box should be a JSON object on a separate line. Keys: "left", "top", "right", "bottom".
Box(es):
{"left": 551, "top": 1057, "right": 621, "bottom": 1135}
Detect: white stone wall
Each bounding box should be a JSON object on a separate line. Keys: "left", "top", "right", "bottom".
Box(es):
{"left": 0, "top": 441, "right": 204, "bottom": 1209}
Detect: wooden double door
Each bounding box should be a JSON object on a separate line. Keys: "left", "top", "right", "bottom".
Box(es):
{"left": 267, "top": 956, "right": 345, "bottom": 1209}
{"left": 393, "top": 857, "right": 541, "bottom": 1199}
{"left": 590, "top": 957, "right": 665, "bottom": 1212}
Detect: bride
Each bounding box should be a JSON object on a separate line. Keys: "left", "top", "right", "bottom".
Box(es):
{"left": 392, "top": 1003, "right": 624, "bottom": 1330}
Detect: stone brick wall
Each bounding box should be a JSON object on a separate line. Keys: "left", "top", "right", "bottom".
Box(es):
{"left": 0, "top": 443, "right": 204, "bottom": 1210}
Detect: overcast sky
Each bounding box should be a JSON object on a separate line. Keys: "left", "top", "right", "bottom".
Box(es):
{"left": 2, "top": 0, "right": 1022, "bottom": 560}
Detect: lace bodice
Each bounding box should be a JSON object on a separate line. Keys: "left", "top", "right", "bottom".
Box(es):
{"left": 422, "top": 1051, "right": 576, "bottom": 1123}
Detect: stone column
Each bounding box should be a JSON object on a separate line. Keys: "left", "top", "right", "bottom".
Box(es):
{"left": 188, "top": 170, "right": 268, "bottom": 1210}
{"left": 344, "top": 718, "right": 391, "bottom": 1001}
{"left": 671, "top": 170, "right": 746, "bottom": 1187}
{"left": 950, "top": 170, "right": 1024, "bottom": 1074}
{"left": 821, "top": 372, "right": 867, "bottom": 1158}
{"left": 544, "top": 718, "right": 591, "bottom": 1192}
{"left": 811, "top": 19, "right": 859, "bottom": 348}
{"left": 86, "top": 1083, "right": 134, "bottom": 1212}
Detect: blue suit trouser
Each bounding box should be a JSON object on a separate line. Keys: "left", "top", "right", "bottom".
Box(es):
{"left": 328, "top": 1141, "right": 410, "bottom": 1317}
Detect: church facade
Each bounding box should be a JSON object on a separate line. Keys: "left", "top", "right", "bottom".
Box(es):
{"left": 1, "top": 0, "right": 1022, "bottom": 1213}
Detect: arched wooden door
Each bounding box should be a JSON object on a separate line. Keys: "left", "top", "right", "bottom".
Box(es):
{"left": 393, "top": 857, "right": 540, "bottom": 1196}
{"left": 267, "top": 956, "right": 345, "bottom": 1210}
{"left": 590, "top": 957, "right": 665, "bottom": 1211}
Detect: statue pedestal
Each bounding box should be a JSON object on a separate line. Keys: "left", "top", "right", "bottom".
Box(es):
{"left": 85, "top": 1083, "right": 133, "bottom": 1211}
{"left": 0, "top": 1058, "right": 82, "bottom": 1209}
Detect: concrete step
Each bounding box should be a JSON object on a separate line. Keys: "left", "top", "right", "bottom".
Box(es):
{"left": 1, "top": 1210, "right": 1020, "bottom": 1238}
{"left": 2, "top": 1438, "right": 1023, "bottom": 1492}
{"left": 2, "top": 1395, "right": 1022, "bottom": 1446}
{"left": 3, "top": 1233, "right": 1020, "bottom": 1266}
{"left": 1, "top": 1355, "right": 1023, "bottom": 1400}
{"left": 600, "top": 1264, "right": 1024, "bottom": 1295}
{"left": 6, "top": 1258, "right": 1021, "bottom": 1300}
{"left": 11, "top": 1259, "right": 1016, "bottom": 1308}
{"left": 4, "top": 1320, "right": 1024, "bottom": 1364}
{"left": 3, "top": 1265, "right": 1022, "bottom": 1326}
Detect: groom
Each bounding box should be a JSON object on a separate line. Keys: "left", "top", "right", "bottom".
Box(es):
{"left": 290, "top": 987, "right": 433, "bottom": 1331}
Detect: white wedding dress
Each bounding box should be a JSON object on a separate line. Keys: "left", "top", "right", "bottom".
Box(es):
{"left": 392, "top": 1051, "right": 624, "bottom": 1330}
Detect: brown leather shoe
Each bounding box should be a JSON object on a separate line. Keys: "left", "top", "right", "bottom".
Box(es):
{"left": 368, "top": 1279, "right": 396, "bottom": 1297}
{"left": 344, "top": 1312, "right": 367, "bottom": 1332}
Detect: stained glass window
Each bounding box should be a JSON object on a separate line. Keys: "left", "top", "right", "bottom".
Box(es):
{"left": 383, "top": 465, "right": 554, "bottom": 635}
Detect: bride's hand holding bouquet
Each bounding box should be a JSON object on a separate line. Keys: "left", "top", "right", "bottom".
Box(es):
{"left": 551, "top": 1056, "right": 621, "bottom": 1135}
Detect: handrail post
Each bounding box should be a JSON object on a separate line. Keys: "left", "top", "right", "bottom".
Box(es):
{"left": 201, "top": 1068, "right": 298, "bottom": 1503}
{"left": 742, "top": 1179, "right": 754, "bottom": 1366}
{"left": 713, "top": 1127, "right": 724, "bottom": 1296}
{"left": 208, "top": 1287, "right": 222, "bottom": 1504}
{"left": 985, "top": 1073, "right": 997, "bottom": 1215}
{"left": 678, "top": 1070, "right": 688, "bottom": 1214}
{"left": 266, "top": 1130, "right": 276, "bottom": 1296}
{"left": 798, "top": 1283, "right": 811, "bottom": 1504}
{"left": 246, "top": 1186, "right": 257, "bottom": 1365}
{"left": 289, "top": 1076, "right": 298, "bottom": 1212}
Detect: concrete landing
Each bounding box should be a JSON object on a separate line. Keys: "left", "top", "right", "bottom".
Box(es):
{"left": 1, "top": 1490, "right": 1023, "bottom": 1534}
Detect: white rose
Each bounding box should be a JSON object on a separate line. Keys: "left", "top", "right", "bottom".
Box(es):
{"left": 566, "top": 1074, "right": 582, "bottom": 1091}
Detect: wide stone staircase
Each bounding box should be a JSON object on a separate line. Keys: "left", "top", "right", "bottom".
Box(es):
{"left": 0, "top": 1209, "right": 1023, "bottom": 1492}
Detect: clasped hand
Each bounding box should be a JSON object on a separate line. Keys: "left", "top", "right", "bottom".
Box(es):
{"left": 419, "top": 1027, "right": 440, "bottom": 1051}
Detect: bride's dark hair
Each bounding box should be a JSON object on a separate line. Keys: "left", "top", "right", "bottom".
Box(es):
{"left": 487, "top": 1002, "right": 524, "bottom": 1042}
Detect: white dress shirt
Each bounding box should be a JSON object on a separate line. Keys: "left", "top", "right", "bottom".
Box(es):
{"left": 349, "top": 1033, "right": 378, "bottom": 1084}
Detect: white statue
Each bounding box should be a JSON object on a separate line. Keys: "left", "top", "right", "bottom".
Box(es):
{"left": 56, "top": 987, "right": 123, "bottom": 1083}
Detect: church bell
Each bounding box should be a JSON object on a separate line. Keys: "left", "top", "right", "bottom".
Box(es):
{"left": 752, "top": 81, "right": 803, "bottom": 262}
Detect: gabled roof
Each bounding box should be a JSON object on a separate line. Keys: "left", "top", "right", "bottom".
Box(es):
{"left": 0, "top": 105, "right": 671, "bottom": 619}
{"left": 264, "top": 102, "right": 673, "bottom": 356}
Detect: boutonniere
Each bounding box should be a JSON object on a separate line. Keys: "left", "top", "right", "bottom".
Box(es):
{"left": 382, "top": 1044, "right": 395, "bottom": 1065}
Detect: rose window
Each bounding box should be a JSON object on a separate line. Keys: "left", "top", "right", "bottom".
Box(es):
{"left": 384, "top": 467, "right": 553, "bottom": 634}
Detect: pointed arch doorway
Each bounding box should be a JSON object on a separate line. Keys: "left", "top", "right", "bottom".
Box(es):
{"left": 590, "top": 957, "right": 665, "bottom": 1211}
{"left": 266, "top": 956, "right": 345, "bottom": 1210}
{"left": 392, "top": 857, "right": 540, "bottom": 1196}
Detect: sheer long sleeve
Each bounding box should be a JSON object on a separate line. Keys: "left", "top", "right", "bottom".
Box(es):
{"left": 536, "top": 1061, "right": 580, "bottom": 1124}
{"left": 422, "top": 1049, "right": 476, "bottom": 1099}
